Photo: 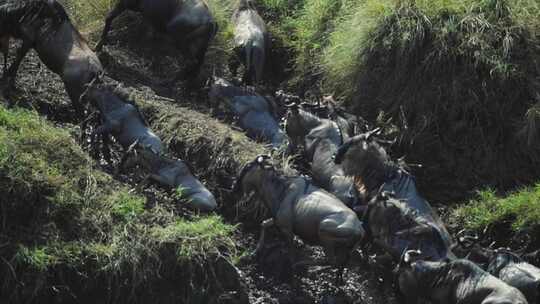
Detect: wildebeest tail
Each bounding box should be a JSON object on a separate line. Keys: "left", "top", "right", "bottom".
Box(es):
{"left": 245, "top": 40, "right": 265, "bottom": 83}
{"left": 245, "top": 40, "right": 253, "bottom": 83}
{"left": 210, "top": 21, "right": 219, "bottom": 40}
{"left": 252, "top": 43, "right": 265, "bottom": 83}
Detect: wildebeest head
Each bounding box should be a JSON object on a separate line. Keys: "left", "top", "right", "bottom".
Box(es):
{"left": 396, "top": 250, "right": 458, "bottom": 302}
{"left": 367, "top": 192, "right": 452, "bottom": 261}
{"left": 285, "top": 103, "right": 325, "bottom": 149}
{"left": 451, "top": 229, "right": 494, "bottom": 265}
{"left": 395, "top": 250, "right": 426, "bottom": 300}
{"left": 333, "top": 128, "right": 394, "bottom": 189}
{"left": 232, "top": 155, "right": 273, "bottom": 195}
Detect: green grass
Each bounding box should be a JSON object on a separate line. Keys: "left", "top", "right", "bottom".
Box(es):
{"left": 60, "top": 0, "right": 114, "bottom": 31}
{"left": 0, "top": 104, "right": 238, "bottom": 303}
{"left": 452, "top": 185, "right": 540, "bottom": 231}
{"left": 152, "top": 216, "right": 238, "bottom": 261}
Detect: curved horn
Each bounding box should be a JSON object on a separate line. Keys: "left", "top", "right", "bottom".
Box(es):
{"left": 285, "top": 103, "right": 300, "bottom": 113}
{"left": 456, "top": 229, "right": 479, "bottom": 249}
{"left": 365, "top": 127, "right": 382, "bottom": 141}
{"left": 334, "top": 135, "right": 363, "bottom": 164}
{"left": 232, "top": 155, "right": 271, "bottom": 194}
{"left": 403, "top": 250, "right": 422, "bottom": 264}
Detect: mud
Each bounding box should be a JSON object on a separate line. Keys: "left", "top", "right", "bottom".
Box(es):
{"left": 0, "top": 14, "right": 400, "bottom": 304}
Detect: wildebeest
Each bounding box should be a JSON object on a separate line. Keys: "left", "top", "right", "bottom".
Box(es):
{"left": 0, "top": 0, "right": 103, "bottom": 114}
{"left": 363, "top": 191, "right": 454, "bottom": 262}
{"left": 0, "top": 35, "right": 8, "bottom": 77}
{"left": 488, "top": 250, "right": 540, "bottom": 304}
{"left": 96, "top": 0, "right": 218, "bottom": 80}
{"left": 396, "top": 250, "right": 529, "bottom": 304}
{"left": 285, "top": 104, "right": 361, "bottom": 209}
{"left": 120, "top": 147, "right": 218, "bottom": 212}
{"left": 453, "top": 237, "right": 540, "bottom": 304}
{"left": 82, "top": 78, "right": 163, "bottom": 161}
{"left": 208, "top": 77, "right": 286, "bottom": 149}
{"left": 230, "top": 0, "right": 268, "bottom": 84}
{"left": 232, "top": 155, "right": 365, "bottom": 282}
{"left": 334, "top": 129, "right": 453, "bottom": 256}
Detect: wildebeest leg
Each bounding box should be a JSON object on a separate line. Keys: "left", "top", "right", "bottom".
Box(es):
{"left": 334, "top": 248, "right": 352, "bottom": 285}
{"left": 79, "top": 111, "right": 98, "bottom": 144}
{"left": 101, "top": 133, "right": 113, "bottom": 168}
{"left": 136, "top": 174, "right": 169, "bottom": 193}
{"left": 228, "top": 49, "right": 242, "bottom": 79}
{"left": 253, "top": 218, "right": 274, "bottom": 256}
{"left": 95, "top": 2, "right": 127, "bottom": 52}
{"left": 179, "top": 25, "right": 213, "bottom": 82}
{"left": 4, "top": 40, "right": 31, "bottom": 90}
{"left": 91, "top": 123, "right": 113, "bottom": 160}
{"left": 1, "top": 36, "right": 8, "bottom": 78}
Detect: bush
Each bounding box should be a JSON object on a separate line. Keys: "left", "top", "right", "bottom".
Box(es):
{"left": 0, "top": 105, "right": 239, "bottom": 303}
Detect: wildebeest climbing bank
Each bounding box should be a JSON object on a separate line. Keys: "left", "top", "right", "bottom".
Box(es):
{"left": 2, "top": 0, "right": 540, "bottom": 303}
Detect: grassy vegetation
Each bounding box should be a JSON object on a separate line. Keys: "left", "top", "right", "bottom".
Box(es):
{"left": 0, "top": 104, "right": 240, "bottom": 303}
{"left": 452, "top": 185, "right": 540, "bottom": 231}
{"left": 59, "top": 0, "right": 540, "bottom": 245}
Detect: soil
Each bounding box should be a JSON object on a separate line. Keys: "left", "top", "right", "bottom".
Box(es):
{"left": 0, "top": 14, "right": 399, "bottom": 303}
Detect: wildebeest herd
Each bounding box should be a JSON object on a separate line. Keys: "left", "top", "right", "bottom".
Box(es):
{"left": 0, "top": 0, "right": 539, "bottom": 303}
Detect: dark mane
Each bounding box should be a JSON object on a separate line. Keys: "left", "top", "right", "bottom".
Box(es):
{"left": 0, "top": 0, "right": 70, "bottom": 32}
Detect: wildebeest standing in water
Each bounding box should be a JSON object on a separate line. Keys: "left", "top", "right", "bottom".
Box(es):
{"left": 96, "top": 0, "right": 218, "bottom": 81}
{"left": 230, "top": 0, "right": 268, "bottom": 84}
{"left": 232, "top": 155, "right": 365, "bottom": 283}
{"left": 396, "top": 250, "right": 529, "bottom": 304}
{"left": 0, "top": 0, "right": 103, "bottom": 115}
{"left": 334, "top": 129, "right": 454, "bottom": 256}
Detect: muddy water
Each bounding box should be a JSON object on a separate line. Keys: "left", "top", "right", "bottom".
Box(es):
{"left": 2, "top": 16, "right": 399, "bottom": 304}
